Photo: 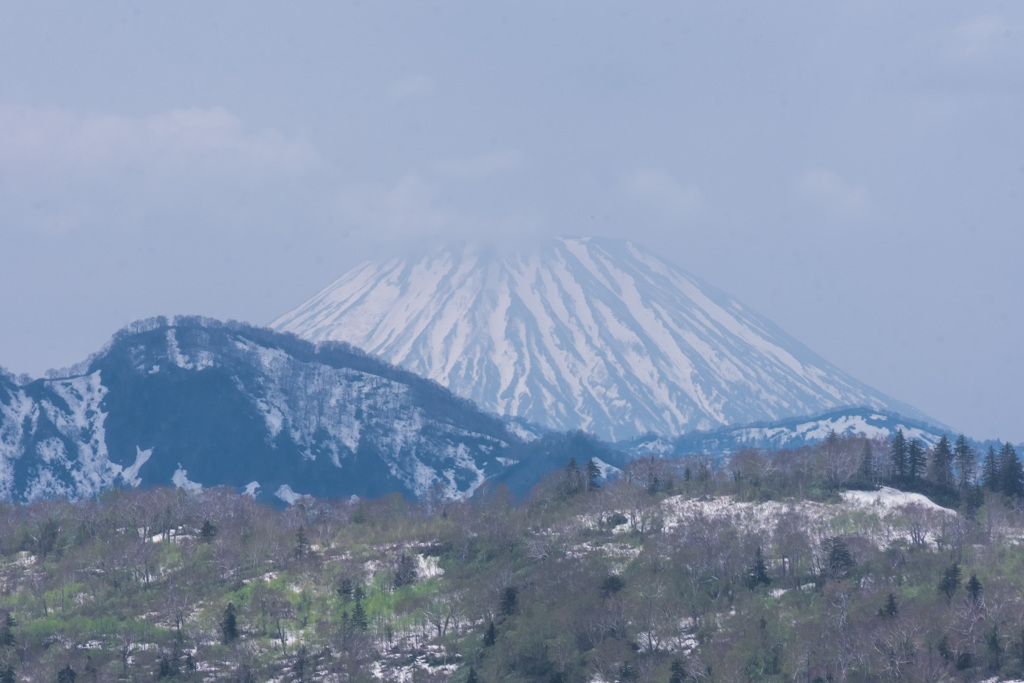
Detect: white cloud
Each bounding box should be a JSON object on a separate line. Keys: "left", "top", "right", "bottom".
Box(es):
{"left": 390, "top": 74, "right": 434, "bottom": 99}
{"left": 0, "top": 104, "right": 319, "bottom": 180}
{"left": 337, "top": 174, "right": 451, "bottom": 239}
{"left": 798, "top": 169, "right": 869, "bottom": 215}
{"left": 437, "top": 149, "right": 524, "bottom": 178}
{"left": 622, "top": 170, "right": 701, "bottom": 219}
{"left": 0, "top": 104, "right": 321, "bottom": 234}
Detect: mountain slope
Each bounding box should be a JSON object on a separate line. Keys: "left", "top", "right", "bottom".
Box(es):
{"left": 0, "top": 317, "right": 611, "bottom": 504}
{"left": 623, "top": 407, "right": 966, "bottom": 460}
{"left": 273, "top": 237, "right": 924, "bottom": 441}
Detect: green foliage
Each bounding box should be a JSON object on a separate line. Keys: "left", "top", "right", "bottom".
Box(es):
{"left": 1, "top": 442, "right": 1024, "bottom": 681}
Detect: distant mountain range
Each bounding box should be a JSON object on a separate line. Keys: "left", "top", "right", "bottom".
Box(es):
{"left": 623, "top": 407, "right": 975, "bottom": 460}
{"left": 273, "top": 237, "right": 926, "bottom": 442}
{"left": 0, "top": 316, "right": 1000, "bottom": 504}
{"left": 0, "top": 317, "right": 623, "bottom": 504}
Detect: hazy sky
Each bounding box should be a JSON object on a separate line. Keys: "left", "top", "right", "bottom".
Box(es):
{"left": 2, "top": 2, "right": 1022, "bottom": 442}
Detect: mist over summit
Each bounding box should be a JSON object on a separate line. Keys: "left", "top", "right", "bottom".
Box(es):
{"left": 273, "top": 237, "right": 924, "bottom": 441}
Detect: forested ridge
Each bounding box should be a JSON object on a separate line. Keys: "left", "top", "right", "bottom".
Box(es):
{"left": 1, "top": 432, "right": 1024, "bottom": 682}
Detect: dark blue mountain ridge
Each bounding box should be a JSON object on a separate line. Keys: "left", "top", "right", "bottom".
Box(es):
{"left": 0, "top": 316, "right": 626, "bottom": 504}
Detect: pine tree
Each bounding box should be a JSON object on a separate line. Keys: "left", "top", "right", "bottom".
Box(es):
{"left": 466, "top": 667, "right": 480, "bottom": 683}
{"left": 747, "top": 546, "right": 771, "bottom": 589}
{"left": 930, "top": 435, "right": 954, "bottom": 488}
{"left": 562, "top": 458, "right": 583, "bottom": 497}
{"left": 352, "top": 599, "right": 368, "bottom": 632}
{"left": 890, "top": 430, "right": 908, "bottom": 479}
{"left": 0, "top": 612, "right": 15, "bottom": 647}
{"left": 669, "top": 659, "right": 687, "bottom": 683}
{"left": 393, "top": 553, "right": 418, "bottom": 588}
{"left": 907, "top": 438, "right": 925, "bottom": 482}
{"left": 221, "top": 602, "right": 239, "bottom": 644}
{"left": 859, "top": 441, "right": 875, "bottom": 483}
{"left": 954, "top": 434, "right": 976, "bottom": 491}
{"left": 337, "top": 577, "right": 353, "bottom": 603}
{"left": 988, "top": 623, "right": 1003, "bottom": 671}
{"left": 825, "top": 537, "right": 855, "bottom": 581}
{"left": 983, "top": 445, "right": 1000, "bottom": 492}
{"left": 999, "top": 442, "right": 1023, "bottom": 498}
{"left": 938, "top": 563, "right": 962, "bottom": 601}
{"left": 199, "top": 519, "right": 217, "bottom": 541}
{"left": 878, "top": 593, "right": 899, "bottom": 618}
{"left": 967, "top": 574, "right": 983, "bottom": 605}
{"left": 483, "top": 621, "right": 496, "bottom": 646}
{"left": 0, "top": 666, "right": 13, "bottom": 683}
{"left": 57, "top": 665, "right": 76, "bottom": 683}
{"left": 499, "top": 587, "right": 518, "bottom": 616}
{"left": 586, "top": 458, "right": 602, "bottom": 491}
{"left": 294, "top": 526, "right": 309, "bottom": 559}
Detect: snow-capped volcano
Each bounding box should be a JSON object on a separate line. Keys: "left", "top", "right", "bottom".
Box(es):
{"left": 273, "top": 238, "right": 922, "bottom": 441}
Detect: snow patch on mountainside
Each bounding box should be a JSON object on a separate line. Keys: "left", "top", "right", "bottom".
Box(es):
{"left": 120, "top": 446, "right": 152, "bottom": 487}
{"left": 172, "top": 466, "right": 202, "bottom": 492}
{"left": 841, "top": 487, "right": 953, "bottom": 514}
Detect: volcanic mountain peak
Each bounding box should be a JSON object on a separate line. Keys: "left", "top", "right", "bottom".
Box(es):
{"left": 273, "top": 237, "right": 922, "bottom": 441}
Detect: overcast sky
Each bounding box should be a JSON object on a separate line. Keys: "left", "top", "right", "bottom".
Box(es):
{"left": 2, "top": 2, "right": 1022, "bottom": 442}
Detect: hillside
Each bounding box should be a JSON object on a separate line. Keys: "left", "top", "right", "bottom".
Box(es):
{"left": 0, "top": 453, "right": 1021, "bottom": 682}
{"left": 0, "top": 317, "right": 621, "bottom": 505}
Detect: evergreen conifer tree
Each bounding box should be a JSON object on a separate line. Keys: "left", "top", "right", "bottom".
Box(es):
{"left": 483, "top": 621, "right": 496, "bottom": 646}
{"left": 562, "top": 458, "right": 583, "bottom": 497}
{"left": 0, "top": 666, "right": 13, "bottom": 683}
{"left": 466, "top": 667, "right": 479, "bottom": 683}
{"left": 499, "top": 587, "right": 518, "bottom": 616}
{"left": 0, "top": 612, "right": 15, "bottom": 648}
{"left": 337, "top": 577, "right": 353, "bottom": 603}
{"left": 669, "top": 659, "right": 687, "bottom": 683}
{"left": 967, "top": 574, "right": 983, "bottom": 605}
{"left": 890, "top": 430, "right": 908, "bottom": 479}
{"left": 294, "top": 526, "right": 309, "bottom": 559}
{"left": 953, "top": 434, "right": 975, "bottom": 491}
{"left": 859, "top": 441, "right": 875, "bottom": 483}
{"left": 199, "top": 519, "right": 217, "bottom": 541}
{"left": 999, "top": 442, "right": 1023, "bottom": 498}
{"left": 221, "top": 602, "right": 239, "bottom": 644}
{"left": 879, "top": 593, "right": 898, "bottom": 618}
{"left": 938, "top": 563, "right": 962, "bottom": 601}
{"left": 825, "top": 537, "right": 855, "bottom": 581}
{"left": 907, "top": 438, "right": 925, "bottom": 482}
{"left": 586, "top": 458, "right": 602, "bottom": 491}
{"left": 983, "top": 446, "right": 1001, "bottom": 492}
{"left": 352, "top": 599, "right": 368, "bottom": 632}
{"left": 930, "top": 435, "right": 954, "bottom": 488}
{"left": 747, "top": 546, "right": 771, "bottom": 589}
{"left": 988, "top": 623, "right": 1003, "bottom": 671}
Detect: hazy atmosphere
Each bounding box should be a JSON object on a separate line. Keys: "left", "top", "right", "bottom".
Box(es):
{"left": 2, "top": 1, "right": 1022, "bottom": 442}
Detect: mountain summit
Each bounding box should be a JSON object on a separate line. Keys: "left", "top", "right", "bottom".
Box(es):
{"left": 273, "top": 238, "right": 921, "bottom": 441}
